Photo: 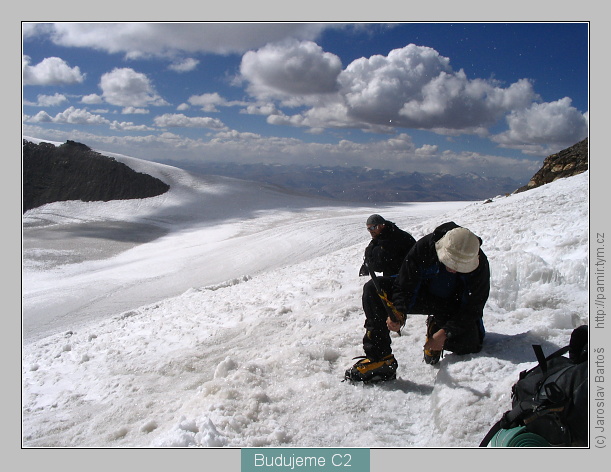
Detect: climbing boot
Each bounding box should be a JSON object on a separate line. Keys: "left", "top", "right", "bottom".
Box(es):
{"left": 423, "top": 316, "right": 443, "bottom": 365}
{"left": 423, "top": 347, "right": 442, "bottom": 365}
{"left": 344, "top": 354, "right": 398, "bottom": 383}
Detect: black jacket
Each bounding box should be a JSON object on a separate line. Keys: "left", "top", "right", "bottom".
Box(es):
{"left": 392, "top": 222, "right": 490, "bottom": 338}
{"left": 361, "top": 221, "right": 416, "bottom": 277}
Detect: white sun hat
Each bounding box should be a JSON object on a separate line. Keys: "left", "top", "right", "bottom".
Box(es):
{"left": 435, "top": 227, "right": 480, "bottom": 273}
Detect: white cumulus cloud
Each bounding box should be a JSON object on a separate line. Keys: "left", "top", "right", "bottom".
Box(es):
{"left": 340, "top": 44, "right": 452, "bottom": 124}
{"left": 492, "top": 97, "right": 588, "bottom": 154}
{"left": 168, "top": 58, "right": 200, "bottom": 73}
{"left": 238, "top": 43, "right": 543, "bottom": 137}
{"left": 122, "top": 107, "right": 150, "bottom": 115}
{"left": 153, "top": 113, "right": 227, "bottom": 130}
{"left": 22, "top": 55, "right": 85, "bottom": 86}
{"left": 81, "top": 94, "right": 104, "bottom": 105}
{"left": 188, "top": 93, "right": 229, "bottom": 112}
{"left": 34, "top": 93, "right": 68, "bottom": 107}
{"left": 28, "top": 106, "right": 109, "bottom": 125}
{"left": 100, "top": 68, "right": 169, "bottom": 108}
{"left": 240, "top": 40, "right": 342, "bottom": 100}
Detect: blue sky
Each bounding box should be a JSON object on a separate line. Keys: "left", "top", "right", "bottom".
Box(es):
{"left": 22, "top": 22, "right": 588, "bottom": 181}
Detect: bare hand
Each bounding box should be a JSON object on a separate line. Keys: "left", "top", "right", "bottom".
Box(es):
{"left": 386, "top": 317, "right": 402, "bottom": 333}
{"left": 424, "top": 329, "right": 447, "bottom": 351}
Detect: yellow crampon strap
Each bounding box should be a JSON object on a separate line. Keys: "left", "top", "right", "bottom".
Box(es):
{"left": 355, "top": 355, "right": 396, "bottom": 374}
{"left": 356, "top": 358, "right": 385, "bottom": 374}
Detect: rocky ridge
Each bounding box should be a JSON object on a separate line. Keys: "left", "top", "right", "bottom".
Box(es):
{"left": 23, "top": 140, "right": 170, "bottom": 213}
{"left": 516, "top": 138, "right": 588, "bottom": 193}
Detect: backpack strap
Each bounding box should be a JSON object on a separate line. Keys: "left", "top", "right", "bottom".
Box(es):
{"left": 544, "top": 344, "right": 570, "bottom": 362}
{"left": 532, "top": 345, "right": 547, "bottom": 373}
{"left": 523, "top": 344, "right": 570, "bottom": 378}
{"left": 479, "top": 419, "right": 504, "bottom": 447}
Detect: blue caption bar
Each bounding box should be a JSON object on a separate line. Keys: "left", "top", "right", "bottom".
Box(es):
{"left": 241, "top": 448, "right": 370, "bottom": 472}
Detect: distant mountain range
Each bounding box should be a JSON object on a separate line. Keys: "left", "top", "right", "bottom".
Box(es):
{"left": 170, "top": 162, "right": 524, "bottom": 202}
{"left": 23, "top": 137, "right": 588, "bottom": 210}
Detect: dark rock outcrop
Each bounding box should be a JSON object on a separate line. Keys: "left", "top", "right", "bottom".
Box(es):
{"left": 23, "top": 140, "right": 170, "bottom": 213}
{"left": 515, "top": 138, "right": 588, "bottom": 193}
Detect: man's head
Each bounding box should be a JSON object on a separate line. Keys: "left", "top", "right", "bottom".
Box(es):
{"left": 366, "top": 214, "right": 386, "bottom": 238}
{"left": 435, "top": 227, "right": 480, "bottom": 273}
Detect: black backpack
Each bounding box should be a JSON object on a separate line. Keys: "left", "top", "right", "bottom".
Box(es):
{"left": 480, "top": 325, "right": 588, "bottom": 447}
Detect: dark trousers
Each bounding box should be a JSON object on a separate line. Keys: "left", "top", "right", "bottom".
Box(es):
{"left": 361, "top": 278, "right": 484, "bottom": 359}
{"left": 425, "top": 315, "right": 485, "bottom": 355}
{"left": 361, "top": 278, "right": 395, "bottom": 360}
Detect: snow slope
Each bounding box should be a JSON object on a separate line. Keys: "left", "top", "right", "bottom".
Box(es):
{"left": 22, "top": 147, "right": 589, "bottom": 448}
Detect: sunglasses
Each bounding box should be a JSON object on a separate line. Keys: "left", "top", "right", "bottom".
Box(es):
{"left": 367, "top": 225, "right": 379, "bottom": 232}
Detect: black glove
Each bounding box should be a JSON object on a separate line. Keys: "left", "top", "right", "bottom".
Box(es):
{"left": 359, "top": 263, "right": 369, "bottom": 276}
